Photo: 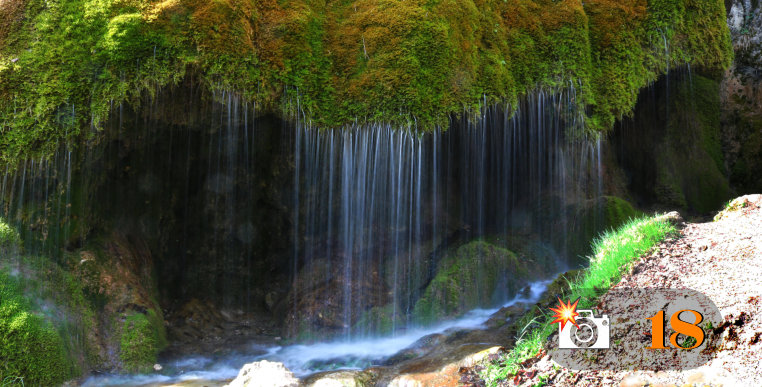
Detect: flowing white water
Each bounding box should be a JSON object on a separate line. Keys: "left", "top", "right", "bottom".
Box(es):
{"left": 0, "top": 90, "right": 603, "bottom": 386}
{"left": 288, "top": 92, "right": 601, "bottom": 339}
{"left": 81, "top": 280, "right": 551, "bottom": 386}
{"left": 262, "top": 280, "right": 551, "bottom": 376}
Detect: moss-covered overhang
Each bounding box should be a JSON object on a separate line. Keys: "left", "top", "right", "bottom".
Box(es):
{"left": 0, "top": 0, "right": 732, "bottom": 162}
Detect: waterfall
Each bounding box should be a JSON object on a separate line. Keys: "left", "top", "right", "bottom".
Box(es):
{"left": 0, "top": 86, "right": 603, "bottom": 343}
{"left": 288, "top": 89, "right": 602, "bottom": 340}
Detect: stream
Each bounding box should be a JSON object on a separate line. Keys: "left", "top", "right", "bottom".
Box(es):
{"left": 81, "top": 280, "right": 552, "bottom": 386}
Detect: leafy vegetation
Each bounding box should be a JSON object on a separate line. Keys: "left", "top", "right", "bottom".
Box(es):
{"left": 0, "top": 221, "right": 20, "bottom": 251}
{"left": 480, "top": 215, "right": 677, "bottom": 385}
{"left": 0, "top": 0, "right": 733, "bottom": 163}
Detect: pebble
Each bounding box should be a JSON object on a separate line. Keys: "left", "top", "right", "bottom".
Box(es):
{"left": 619, "top": 373, "right": 647, "bottom": 387}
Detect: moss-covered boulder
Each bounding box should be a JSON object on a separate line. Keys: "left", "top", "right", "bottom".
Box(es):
{"left": 69, "top": 233, "right": 168, "bottom": 372}
{"left": 0, "top": 225, "right": 169, "bottom": 377}
{"left": 568, "top": 196, "right": 640, "bottom": 258}
{"left": 352, "top": 304, "right": 404, "bottom": 337}
{"left": 120, "top": 310, "right": 167, "bottom": 373}
{"left": 413, "top": 241, "right": 535, "bottom": 325}
{"left": 603, "top": 196, "right": 639, "bottom": 228}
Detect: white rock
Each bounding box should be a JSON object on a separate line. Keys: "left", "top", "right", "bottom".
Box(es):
{"left": 226, "top": 360, "right": 299, "bottom": 387}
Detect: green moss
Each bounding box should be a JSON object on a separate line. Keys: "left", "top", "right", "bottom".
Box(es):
{"left": 353, "top": 304, "right": 403, "bottom": 336}
{"left": 0, "top": 272, "right": 70, "bottom": 385}
{"left": 119, "top": 309, "right": 167, "bottom": 373}
{"left": 0, "top": 0, "right": 733, "bottom": 162}
{"left": 570, "top": 196, "right": 641, "bottom": 259}
{"left": 655, "top": 75, "right": 730, "bottom": 213}
{"left": 604, "top": 196, "right": 639, "bottom": 228}
{"left": 413, "top": 241, "right": 526, "bottom": 325}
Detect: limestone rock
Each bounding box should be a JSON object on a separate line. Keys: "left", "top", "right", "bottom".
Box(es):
{"left": 655, "top": 211, "right": 684, "bottom": 228}
{"left": 714, "top": 195, "right": 762, "bottom": 221}
{"left": 302, "top": 370, "right": 378, "bottom": 387}
{"left": 226, "top": 360, "right": 299, "bottom": 387}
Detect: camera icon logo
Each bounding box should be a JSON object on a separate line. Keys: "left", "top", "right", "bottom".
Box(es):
{"left": 558, "top": 309, "right": 610, "bottom": 349}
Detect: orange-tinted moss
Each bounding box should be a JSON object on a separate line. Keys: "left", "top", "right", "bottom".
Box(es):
{"left": 0, "top": 0, "right": 734, "bottom": 161}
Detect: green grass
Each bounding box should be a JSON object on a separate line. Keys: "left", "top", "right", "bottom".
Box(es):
{"left": 480, "top": 215, "right": 677, "bottom": 385}
{"left": 1, "top": 376, "right": 26, "bottom": 387}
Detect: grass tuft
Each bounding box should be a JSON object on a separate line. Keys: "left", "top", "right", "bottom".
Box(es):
{"left": 480, "top": 215, "right": 677, "bottom": 385}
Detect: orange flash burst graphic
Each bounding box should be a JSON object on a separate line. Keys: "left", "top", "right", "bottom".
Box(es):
{"left": 550, "top": 297, "right": 580, "bottom": 330}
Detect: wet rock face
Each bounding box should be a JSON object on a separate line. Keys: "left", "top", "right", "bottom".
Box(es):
{"left": 721, "top": 0, "right": 762, "bottom": 192}
{"left": 412, "top": 239, "right": 553, "bottom": 325}
{"left": 727, "top": 0, "right": 762, "bottom": 75}
{"left": 612, "top": 72, "right": 731, "bottom": 215}
{"left": 283, "top": 257, "right": 390, "bottom": 340}
{"left": 70, "top": 232, "right": 167, "bottom": 372}
{"left": 163, "top": 298, "right": 280, "bottom": 360}
{"left": 69, "top": 95, "right": 295, "bottom": 318}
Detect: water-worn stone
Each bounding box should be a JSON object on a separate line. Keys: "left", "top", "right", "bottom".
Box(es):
{"left": 386, "top": 346, "right": 503, "bottom": 387}
{"left": 302, "top": 369, "right": 378, "bottom": 387}
{"left": 485, "top": 303, "right": 526, "bottom": 329}
{"left": 226, "top": 360, "right": 298, "bottom": 387}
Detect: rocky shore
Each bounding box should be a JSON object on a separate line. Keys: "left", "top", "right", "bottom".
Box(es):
{"left": 464, "top": 195, "right": 762, "bottom": 387}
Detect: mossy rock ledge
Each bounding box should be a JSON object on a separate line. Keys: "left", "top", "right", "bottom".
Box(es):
{"left": 413, "top": 240, "right": 543, "bottom": 325}
{"left": 0, "top": 0, "right": 733, "bottom": 162}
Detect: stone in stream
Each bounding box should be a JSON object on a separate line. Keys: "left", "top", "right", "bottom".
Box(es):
{"left": 383, "top": 333, "right": 447, "bottom": 365}
{"left": 484, "top": 302, "right": 527, "bottom": 329}
{"left": 226, "top": 360, "right": 298, "bottom": 387}
{"left": 302, "top": 369, "right": 380, "bottom": 387}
